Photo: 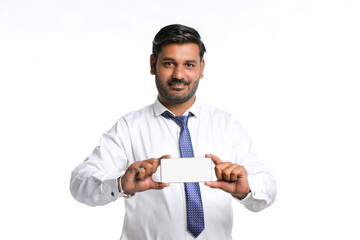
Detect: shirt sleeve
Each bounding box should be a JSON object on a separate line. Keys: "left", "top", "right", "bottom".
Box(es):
{"left": 230, "top": 116, "right": 277, "bottom": 212}
{"left": 69, "top": 118, "right": 130, "bottom": 206}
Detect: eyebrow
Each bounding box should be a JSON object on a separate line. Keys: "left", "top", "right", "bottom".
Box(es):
{"left": 161, "top": 57, "right": 197, "bottom": 63}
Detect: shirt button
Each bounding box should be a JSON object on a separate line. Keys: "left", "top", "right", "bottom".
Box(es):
{"left": 111, "top": 192, "right": 114, "bottom": 196}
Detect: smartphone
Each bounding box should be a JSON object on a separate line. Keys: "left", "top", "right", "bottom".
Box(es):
{"left": 158, "top": 157, "right": 215, "bottom": 183}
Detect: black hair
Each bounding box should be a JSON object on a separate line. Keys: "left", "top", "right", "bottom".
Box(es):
{"left": 152, "top": 24, "right": 206, "bottom": 60}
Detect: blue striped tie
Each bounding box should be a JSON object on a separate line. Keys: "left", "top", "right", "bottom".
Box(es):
{"left": 162, "top": 111, "right": 205, "bottom": 238}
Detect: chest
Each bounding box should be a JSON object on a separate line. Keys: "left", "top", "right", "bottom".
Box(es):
{"left": 127, "top": 117, "right": 233, "bottom": 164}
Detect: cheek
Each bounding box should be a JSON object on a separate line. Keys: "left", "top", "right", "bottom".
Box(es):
{"left": 188, "top": 70, "right": 201, "bottom": 80}
{"left": 157, "top": 68, "right": 173, "bottom": 80}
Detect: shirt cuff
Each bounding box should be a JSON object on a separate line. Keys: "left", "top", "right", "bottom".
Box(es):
{"left": 103, "top": 175, "right": 122, "bottom": 200}
{"left": 235, "top": 179, "right": 272, "bottom": 212}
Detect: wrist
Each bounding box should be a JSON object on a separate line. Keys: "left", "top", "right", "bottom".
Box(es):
{"left": 234, "top": 189, "right": 251, "bottom": 200}
{"left": 118, "top": 176, "right": 135, "bottom": 199}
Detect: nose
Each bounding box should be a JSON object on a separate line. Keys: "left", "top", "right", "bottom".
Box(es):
{"left": 172, "top": 65, "right": 184, "bottom": 79}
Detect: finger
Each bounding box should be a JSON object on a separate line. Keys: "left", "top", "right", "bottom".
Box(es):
{"left": 222, "top": 164, "right": 239, "bottom": 182}
{"left": 146, "top": 155, "right": 170, "bottom": 174}
{"left": 136, "top": 165, "right": 144, "bottom": 174}
{"left": 148, "top": 181, "right": 170, "bottom": 190}
{"left": 206, "top": 154, "right": 223, "bottom": 165}
{"left": 128, "top": 161, "right": 144, "bottom": 175}
{"left": 237, "top": 166, "right": 248, "bottom": 184}
{"left": 160, "top": 154, "right": 171, "bottom": 160}
{"left": 136, "top": 165, "right": 146, "bottom": 180}
{"left": 214, "top": 162, "right": 232, "bottom": 180}
{"left": 158, "top": 154, "right": 171, "bottom": 165}
{"left": 230, "top": 165, "right": 248, "bottom": 182}
{"left": 204, "top": 181, "right": 225, "bottom": 189}
{"left": 137, "top": 155, "right": 171, "bottom": 179}
{"left": 205, "top": 180, "right": 236, "bottom": 194}
{"left": 133, "top": 160, "right": 153, "bottom": 180}
{"left": 140, "top": 161, "right": 156, "bottom": 177}
{"left": 230, "top": 167, "right": 242, "bottom": 181}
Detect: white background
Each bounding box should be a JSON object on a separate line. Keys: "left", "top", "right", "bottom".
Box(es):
{"left": 1, "top": 0, "right": 359, "bottom": 239}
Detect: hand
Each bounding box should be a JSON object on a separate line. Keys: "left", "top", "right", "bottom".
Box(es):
{"left": 205, "top": 154, "right": 250, "bottom": 199}
{"left": 119, "top": 155, "right": 171, "bottom": 194}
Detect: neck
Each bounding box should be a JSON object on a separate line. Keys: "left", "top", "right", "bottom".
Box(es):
{"left": 158, "top": 96, "right": 196, "bottom": 116}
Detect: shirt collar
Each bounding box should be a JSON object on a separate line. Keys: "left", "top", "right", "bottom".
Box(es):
{"left": 153, "top": 97, "right": 200, "bottom": 118}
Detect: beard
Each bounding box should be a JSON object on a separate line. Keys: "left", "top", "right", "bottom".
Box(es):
{"left": 155, "top": 75, "right": 200, "bottom": 104}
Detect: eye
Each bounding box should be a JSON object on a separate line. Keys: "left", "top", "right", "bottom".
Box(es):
{"left": 185, "top": 63, "right": 195, "bottom": 68}
{"left": 163, "top": 62, "right": 174, "bottom": 67}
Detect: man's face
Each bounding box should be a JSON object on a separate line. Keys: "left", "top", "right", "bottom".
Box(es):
{"left": 150, "top": 43, "right": 205, "bottom": 105}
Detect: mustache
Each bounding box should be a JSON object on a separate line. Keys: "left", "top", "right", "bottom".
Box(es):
{"left": 167, "top": 78, "right": 189, "bottom": 85}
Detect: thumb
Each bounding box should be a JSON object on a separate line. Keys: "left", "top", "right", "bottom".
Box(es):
{"left": 149, "top": 180, "right": 170, "bottom": 190}
{"left": 205, "top": 180, "right": 236, "bottom": 194}
{"left": 204, "top": 181, "right": 224, "bottom": 189}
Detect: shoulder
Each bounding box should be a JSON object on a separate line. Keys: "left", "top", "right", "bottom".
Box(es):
{"left": 106, "top": 104, "right": 154, "bottom": 136}
{"left": 121, "top": 104, "right": 154, "bottom": 122}
{"left": 197, "top": 102, "right": 246, "bottom": 132}
{"left": 198, "top": 102, "right": 235, "bottom": 121}
{"left": 111, "top": 103, "right": 154, "bottom": 130}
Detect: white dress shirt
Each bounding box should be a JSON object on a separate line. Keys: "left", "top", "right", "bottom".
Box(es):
{"left": 70, "top": 98, "right": 277, "bottom": 240}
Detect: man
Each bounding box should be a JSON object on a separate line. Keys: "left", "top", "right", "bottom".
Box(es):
{"left": 70, "top": 24, "right": 277, "bottom": 239}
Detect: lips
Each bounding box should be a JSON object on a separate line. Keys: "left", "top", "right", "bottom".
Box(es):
{"left": 168, "top": 79, "right": 189, "bottom": 87}
{"left": 169, "top": 82, "right": 187, "bottom": 87}
{"left": 168, "top": 81, "right": 188, "bottom": 91}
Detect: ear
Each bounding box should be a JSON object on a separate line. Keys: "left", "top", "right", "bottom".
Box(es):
{"left": 200, "top": 59, "right": 205, "bottom": 79}
{"left": 150, "top": 54, "right": 156, "bottom": 75}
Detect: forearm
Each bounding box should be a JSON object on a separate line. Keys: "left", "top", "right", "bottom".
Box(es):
{"left": 237, "top": 172, "right": 277, "bottom": 212}
{"left": 230, "top": 126, "right": 277, "bottom": 211}
{"left": 69, "top": 119, "right": 131, "bottom": 206}
{"left": 70, "top": 165, "right": 123, "bottom": 206}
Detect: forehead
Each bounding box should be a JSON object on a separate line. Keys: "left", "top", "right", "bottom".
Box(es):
{"left": 158, "top": 43, "right": 201, "bottom": 61}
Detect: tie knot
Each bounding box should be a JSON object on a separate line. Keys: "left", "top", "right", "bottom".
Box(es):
{"left": 175, "top": 115, "right": 188, "bottom": 126}
{"left": 161, "top": 111, "right": 193, "bottom": 127}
